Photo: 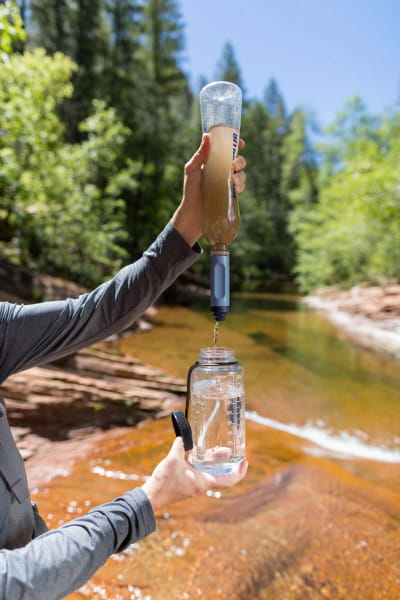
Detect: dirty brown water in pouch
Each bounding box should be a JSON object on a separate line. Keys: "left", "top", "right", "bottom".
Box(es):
{"left": 32, "top": 293, "right": 400, "bottom": 600}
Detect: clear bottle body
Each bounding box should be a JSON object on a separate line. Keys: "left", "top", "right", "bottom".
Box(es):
{"left": 187, "top": 347, "right": 245, "bottom": 475}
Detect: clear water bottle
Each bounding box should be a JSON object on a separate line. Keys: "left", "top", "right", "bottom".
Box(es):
{"left": 186, "top": 347, "right": 245, "bottom": 475}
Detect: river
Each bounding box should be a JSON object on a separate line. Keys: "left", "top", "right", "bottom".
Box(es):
{"left": 32, "top": 293, "right": 400, "bottom": 600}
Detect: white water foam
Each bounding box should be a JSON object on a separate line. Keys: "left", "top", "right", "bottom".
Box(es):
{"left": 246, "top": 411, "right": 400, "bottom": 463}
{"left": 91, "top": 465, "right": 148, "bottom": 481}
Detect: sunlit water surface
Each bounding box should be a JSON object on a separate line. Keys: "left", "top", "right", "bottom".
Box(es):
{"left": 32, "top": 293, "right": 400, "bottom": 600}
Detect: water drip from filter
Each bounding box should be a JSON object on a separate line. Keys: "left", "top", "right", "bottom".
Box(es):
{"left": 213, "top": 321, "right": 220, "bottom": 346}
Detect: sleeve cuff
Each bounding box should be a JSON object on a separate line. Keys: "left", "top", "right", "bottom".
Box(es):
{"left": 165, "top": 221, "right": 202, "bottom": 256}
{"left": 123, "top": 487, "right": 156, "bottom": 542}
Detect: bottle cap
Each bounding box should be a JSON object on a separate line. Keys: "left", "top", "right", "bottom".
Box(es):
{"left": 171, "top": 410, "right": 193, "bottom": 451}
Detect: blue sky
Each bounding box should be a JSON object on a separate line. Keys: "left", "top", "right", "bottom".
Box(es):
{"left": 180, "top": 0, "right": 399, "bottom": 129}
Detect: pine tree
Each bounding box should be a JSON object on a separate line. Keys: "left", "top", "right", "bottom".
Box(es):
{"left": 15, "top": 0, "right": 27, "bottom": 32}
{"left": 240, "top": 79, "right": 298, "bottom": 277}
{"left": 241, "top": 100, "right": 270, "bottom": 201}
{"left": 102, "top": 0, "right": 143, "bottom": 118}
{"left": 281, "top": 109, "right": 318, "bottom": 205}
{"left": 214, "top": 41, "right": 247, "bottom": 105}
{"left": 29, "top": 0, "right": 74, "bottom": 55}
{"left": 126, "top": 0, "right": 191, "bottom": 253}
{"left": 29, "top": 0, "right": 108, "bottom": 140}
{"left": 69, "top": 0, "right": 108, "bottom": 138}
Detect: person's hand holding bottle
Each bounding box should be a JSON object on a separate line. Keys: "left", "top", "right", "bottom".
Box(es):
{"left": 141, "top": 437, "right": 248, "bottom": 512}
{"left": 171, "top": 135, "right": 247, "bottom": 247}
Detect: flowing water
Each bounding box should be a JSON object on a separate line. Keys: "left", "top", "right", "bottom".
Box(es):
{"left": 32, "top": 293, "right": 400, "bottom": 600}
{"left": 213, "top": 321, "right": 220, "bottom": 346}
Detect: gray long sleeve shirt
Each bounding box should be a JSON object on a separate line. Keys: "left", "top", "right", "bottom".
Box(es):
{"left": 0, "top": 222, "right": 201, "bottom": 599}
{"left": 0, "top": 489, "right": 156, "bottom": 600}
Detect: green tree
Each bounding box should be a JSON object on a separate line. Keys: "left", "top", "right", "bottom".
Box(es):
{"left": 126, "top": 0, "right": 193, "bottom": 253}
{"left": 29, "top": 0, "right": 73, "bottom": 55}
{"left": 281, "top": 109, "right": 318, "bottom": 202}
{"left": 292, "top": 102, "right": 400, "bottom": 291}
{"left": 214, "top": 41, "right": 246, "bottom": 103}
{"left": 24, "top": 0, "right": 196, "bottom": 261}
{"left": 262, "top": 78, "right": 288, "bottom": 229}
{"left": 29, "top": 0, "right": 109, "bottom": 140}
{"left": 102, "top": 0, "right": 143, "bottom": 118}
{"left": 239, "top": 79, "right": 296, "bottom": 279}
{"left": 0, "top": 45, "right": 136, "bottom": 285}
{"left": 15, "top": 0, "right": 27, "bottom": 29}
{"left": 71, "top": 0, "right": 109, "bottom": 132}
{"left": 0, "top": 0, "right": 25, "bottom": 53}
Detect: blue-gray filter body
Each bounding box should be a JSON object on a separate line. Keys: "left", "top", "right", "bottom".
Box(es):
{"left": 210, "top": 253, "right": 230, "bottom": 321}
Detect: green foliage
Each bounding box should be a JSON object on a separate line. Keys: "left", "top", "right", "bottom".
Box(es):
{"left": 124, "top": 0, "right": 194, "bottom": 253}
{"left": 29, "top": 0, "right": 111, "bottom": 139}
{"left": 28, "top": 0, "right": 74, "bottom": 55}
{"left": 102, "top": 0, "right": 143, "bottom": 119}
{"left": 0, "top": 0, "right": 25, "bottom": 53}
{"left": 291, "top": 103, "right": 400, "bottom": 292}
{"left": 0, "top": 48, "right": 134, "bottom": 285}
{"left": 3, "top": 2, "right": 397, "bottom": 298}
{"left": 230, "top": 190, "right": 274, "bottom": 284}
{"left": 239, "top": 81, "right": 313, "bottom": 280}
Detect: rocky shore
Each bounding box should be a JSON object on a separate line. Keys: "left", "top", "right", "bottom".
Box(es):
{"left": 3, "top": 346, "right": 186, "bottom": 487}
{"left": 0, "top": 258, "right": 186, "bottom": 485}
{"left": 304, "top": 281, "right": 400, "bottom": 358}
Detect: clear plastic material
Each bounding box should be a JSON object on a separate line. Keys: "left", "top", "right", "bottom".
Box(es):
{"left": 199, "top": 81, "right": 242, "bottom": 133}
{"left": 187, "top": 347, "right": 245, "bottom": 475}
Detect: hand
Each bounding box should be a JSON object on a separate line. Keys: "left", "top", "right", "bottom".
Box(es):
{"left": 171, "top": 135, "right": 247, "bottom": 247}
{"left": 141, "top": 437, "right": 248, "bottom": 512}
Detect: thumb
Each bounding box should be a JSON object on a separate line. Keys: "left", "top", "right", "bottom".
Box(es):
{"left": 169, "top": 436, "right": 185, "bottom": 459}
{"left": 185, "top": 133, "right": 211, "bottom": 173}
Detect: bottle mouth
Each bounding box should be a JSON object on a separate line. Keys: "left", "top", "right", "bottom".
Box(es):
{"left": 199, "top": 347, "right": 236, "bottom": 362}
{"left": 210, "top": 246, "right": 229, "bottom": 255}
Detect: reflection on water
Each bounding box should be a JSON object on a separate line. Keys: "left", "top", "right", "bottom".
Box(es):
{"left": 32, "top": 293, "right": 400, "bottom": 600}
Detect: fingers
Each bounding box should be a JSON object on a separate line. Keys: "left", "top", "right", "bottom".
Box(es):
{"left": 233, "top": 150, "right": 247, "bottom": 194}
{"left": 185, "top": 133, "right": 211, "bottom": 174}
{"left": 185, "top": 135, "right": 245, "bottom": 175}
{"left": 190, "top": 459, "right": 248, "bottom": 495}
{"left": 233, "top": 154, "right": 246, "bottom": 172}
{"left": 233, "top": 169, "right": 246, "bottom": 194}
{"left": 207, "top": 459, "right": 249, "bottom": 489}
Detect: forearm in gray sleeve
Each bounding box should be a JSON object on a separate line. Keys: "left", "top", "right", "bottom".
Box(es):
{"left": 0, "top": 222, "right": 201, "bottom": 380}
{"left": 0, "top": 488, "right": 155, "bottom": 600}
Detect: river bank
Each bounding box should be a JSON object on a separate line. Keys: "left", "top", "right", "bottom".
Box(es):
{"left": 304, "top": 281, "right": 400, "bottom": 358}
{"left": 0, "top": 259, "right": 183, "bottom": 486}
{"left": 2, "top": 346, "right": 185, "bottom": 489}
